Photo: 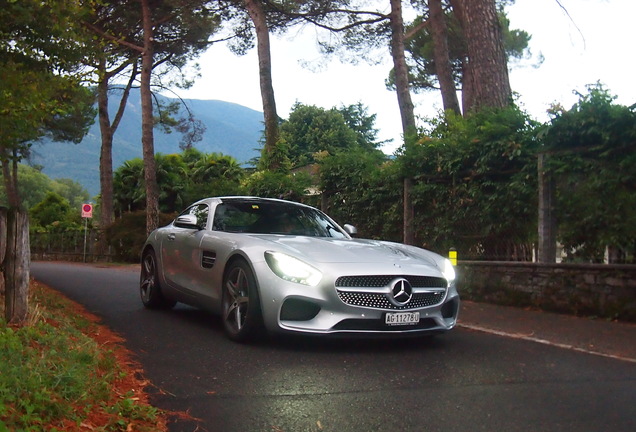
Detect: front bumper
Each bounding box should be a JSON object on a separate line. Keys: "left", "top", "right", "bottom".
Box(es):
{"left": 253, "top": 261, "right": 460, "bottom": 336}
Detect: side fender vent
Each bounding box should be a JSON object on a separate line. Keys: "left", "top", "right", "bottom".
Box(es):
{"left": 202, "top": 251, "right": 217, "bottom": 269}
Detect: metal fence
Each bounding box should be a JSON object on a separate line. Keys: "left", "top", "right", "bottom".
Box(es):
{"left": 30, "top": 229, "right": 114, "bottom": 262}
{"left": 30, "top": 227, "right": 533, "bottom": 263}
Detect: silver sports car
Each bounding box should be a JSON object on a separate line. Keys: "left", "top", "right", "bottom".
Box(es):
{"left": 140, "top": 196, "right": 460, "bottom": 341}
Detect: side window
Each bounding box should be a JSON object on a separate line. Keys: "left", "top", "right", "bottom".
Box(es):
{"left": 213, "top": 203, "right": 259, "bottom": 232}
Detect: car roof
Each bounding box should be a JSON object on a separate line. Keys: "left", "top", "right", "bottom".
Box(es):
{"left": 191, "top": 196, "right": 314, "bottom": 209}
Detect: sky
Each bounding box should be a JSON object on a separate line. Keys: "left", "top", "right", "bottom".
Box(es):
{"left": 177, "top": 0, "right": 636, "bottom": 154}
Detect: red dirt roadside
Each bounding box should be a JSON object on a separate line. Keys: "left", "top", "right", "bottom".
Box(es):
{"left": 37, "top": 281, "right": 170, "bottom": 431}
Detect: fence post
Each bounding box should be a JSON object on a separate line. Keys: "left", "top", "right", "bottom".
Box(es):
{"left": 538, "top": 152, "right": 557, "bottom": 263}
{"left": 4, "top": 207, "right": 30, "bottom": 324}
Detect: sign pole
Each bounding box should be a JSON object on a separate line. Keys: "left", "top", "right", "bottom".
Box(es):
{"left": 83, "top": 216, "right": 88, "bottom": 263}
{"left": 81, "top": 203, "right": 93, "bottom": 263}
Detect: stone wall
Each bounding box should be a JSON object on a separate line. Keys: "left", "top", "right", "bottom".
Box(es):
{"left": 458, "top": 261, "right": 636, "bottom": 321}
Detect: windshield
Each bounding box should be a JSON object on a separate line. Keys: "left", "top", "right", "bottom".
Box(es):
{"left": 212, "top": 200, "right": 348, "bottom": 238}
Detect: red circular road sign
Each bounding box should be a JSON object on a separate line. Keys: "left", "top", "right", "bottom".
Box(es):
{"left": 81, "top": 204, "right": 93, "bottom": 218}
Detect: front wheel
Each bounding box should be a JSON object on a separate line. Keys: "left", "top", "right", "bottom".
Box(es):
{"left": 140, "top": 250, "right": 176, "bottom": 309}
{"left": 221, "top": 260, "right": 263, "bottom": 342}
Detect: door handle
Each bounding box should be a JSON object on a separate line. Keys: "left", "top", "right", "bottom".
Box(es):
{"left": 167, "top": 234, "right": 176, "bottom": 241}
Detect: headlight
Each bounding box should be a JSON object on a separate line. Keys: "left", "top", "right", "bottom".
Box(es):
{"left": 265, "top": 251, "right": 322, "bottom": 286}
{"left": 442, "top": 258, "right": 456, "bottom": 284}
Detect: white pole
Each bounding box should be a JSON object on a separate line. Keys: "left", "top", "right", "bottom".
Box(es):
{"left": 83, "top": 217, "right": 88, "bottom": 263}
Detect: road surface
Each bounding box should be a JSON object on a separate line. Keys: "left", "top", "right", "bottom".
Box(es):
{"left": 31, "top": 262, "right": 636, "bottom": 432}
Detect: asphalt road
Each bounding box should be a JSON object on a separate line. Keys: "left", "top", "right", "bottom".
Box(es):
{"left": 31, "top": 262, "right": 636, "bottom": 432}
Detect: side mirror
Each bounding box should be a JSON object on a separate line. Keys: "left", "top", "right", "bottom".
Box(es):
{"left": 343, "top": 224, "right": 357, "bottom": 236}
{"left": 174, "top": 214, "right": 201, "bottom": 230}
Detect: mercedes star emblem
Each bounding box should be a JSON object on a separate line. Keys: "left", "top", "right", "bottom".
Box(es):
{"left": 391, "top": 279, "right": 413, "bottom": 305}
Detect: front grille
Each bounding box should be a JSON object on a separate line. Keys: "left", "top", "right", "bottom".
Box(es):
{"left": 335, "top": 275, "right": 447, "bottom": 288}
{"left": 335, "top": 274, "right": 448, "bottom": 311}
{"left": 337, "top": 291, "right": 445, "bottom": 310}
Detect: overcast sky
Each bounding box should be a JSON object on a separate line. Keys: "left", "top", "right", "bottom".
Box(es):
{"left": 177, "top": 0, "right": 636, "bottom": 154}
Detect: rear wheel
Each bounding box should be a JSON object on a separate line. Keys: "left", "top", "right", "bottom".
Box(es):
{"left": 222, "top": 260, "right": 263, "bottom": 342}
{"left": 140, "top": 250, "right": 176, "bottom": 309}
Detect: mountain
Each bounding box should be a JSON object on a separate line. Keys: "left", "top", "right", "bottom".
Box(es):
{"left": 30, "top": 89, "right": 264, "bottom": 197}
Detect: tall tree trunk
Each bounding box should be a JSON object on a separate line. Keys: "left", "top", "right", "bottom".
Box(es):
{"left": 0, "top": 150, "right": 20, "bottom": 208}
{"left": 429, "top": 0, "right": 461, "bottom": 115}
{"left": 389, "top": 0, "right": 416, "bottom": 245}
{"left": 1, "top": 150, "right": 29, "bottom": 323}
{"left": 4, "top": 208, "right": 30, "bottom": 325}
{"left": 244, "top": 0, "right": 280, "bottom": 170}
{"left": 0, "top": 207, "right": 6, "bottom": 296}
{"left": 97, "top": 59, "right": 137, "bottom": 231}
{"left": 452, "top": 0, "right": 511, "bottom": 111}
{"left": 140, "top": 0, "right": 160, "bottom": 235}
{"left": 389, "top": 0, "right": 416, "bottom": 135}
{"left": 460, "top": 59, "right": 474, "bottom": 114}
{"left": 97, "top": 66, "right": 114, "bottom": 229}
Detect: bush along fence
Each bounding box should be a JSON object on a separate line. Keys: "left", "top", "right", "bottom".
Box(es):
{"left": 30, "top": 211, "right": 175, "bottom": 263}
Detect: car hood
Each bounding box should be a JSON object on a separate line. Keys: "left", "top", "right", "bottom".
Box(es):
{"left": 247, "top": 235, "right": 441, "bottom": 268}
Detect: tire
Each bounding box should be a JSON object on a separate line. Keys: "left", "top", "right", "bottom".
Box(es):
{"left": 221, "top": 259, "right": 263, "bottom": 342}
{"left": 140, "top": 249, "right": 176, "bottom": 309}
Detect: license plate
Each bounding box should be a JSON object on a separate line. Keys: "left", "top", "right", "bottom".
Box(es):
{"left": 385, "top": 312, "right": 420, "bottom": 326}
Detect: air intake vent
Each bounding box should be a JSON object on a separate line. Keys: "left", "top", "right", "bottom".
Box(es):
{"left": 202, "top": 251, "right": 216, "bottom": 269}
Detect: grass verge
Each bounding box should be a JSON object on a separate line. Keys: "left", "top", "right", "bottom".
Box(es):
{"left": 0, "top": 280, "right": 166, "bottom": 432}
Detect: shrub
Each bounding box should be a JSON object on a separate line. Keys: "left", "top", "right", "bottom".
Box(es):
{"left": 105, "top": 211, "right": 175, "bottom": 262}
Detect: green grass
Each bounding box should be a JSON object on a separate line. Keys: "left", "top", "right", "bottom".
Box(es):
{"left": 0, "top": 281, "right": 164, "bottom": 432}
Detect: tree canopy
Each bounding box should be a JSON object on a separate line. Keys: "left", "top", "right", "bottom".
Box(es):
{"left": 395, "top": 4, "right": 531, "bottom": 98}
{"left": 113, "top": 151, "right": 244, "bottom": 216}
{"left": 278, "top": 102, "right": 385, "bottom": 168}
{"left": 1, "top": 0, "right": 96, "bottom": 208}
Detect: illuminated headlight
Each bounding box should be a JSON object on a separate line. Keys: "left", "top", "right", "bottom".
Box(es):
{"left": 442, "top": 258, "right": 456, "bottom": 284}
{"left": 265, "top": 251, "right": 322, "bottom": 286}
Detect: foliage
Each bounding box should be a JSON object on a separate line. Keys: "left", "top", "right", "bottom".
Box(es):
{"left": 113, "top": 158, "right": 145, "bottom": 216}
{"left": 402, "top": 105, "right": 539, "bottom": 258}
{"left": 155, "top": 153, "right": 189, "bottom": 213}
{"left": 113, "top": 151, "right": 245, "bottom": 216}
{"left": 105, "top": 211, "right": 176, "bottom": 262}
{"left": 319, "top": 150, "right": 401, "bottom": 240}
{"left": 541, "top": 84, "right": 636, "bottom": 262}
{"left": 50, "top": 178, "right": 91, "bottom": 212}
{"left": 0, "top": 282, "right": 161, "bottom": 431}
{"left": 393, "top": 5, "right": 532, "bottom": 95}
{"left": 280, "top": 102, "right": 359, "bottom": 167}
{"left": 242, "top": 170, "right": 311, "bottom": 202}
{"left": 88, "top": 0, "right": 223, "bottom": 94}
{"left": 1, "top": 0, "right": 96, "bottom": 209}
{"left": 0, "top": 164, "right": 89, "bottom": 210}
{"left": 337, "top": 102, "right": 387, "bottom": 150}
{"left": 186, "top": 151, "right": 245, "bottom": 203}
{"left": 0, "top": 63, "right": 96, "bottom": 148}
{"left": 0, "top": 0, "right": 94, "bottom": 69}
{"left": 29, "top": 192, "right": 83, "bottom": 231}
{"left": 258, "top": 138, "right": 292, "bottom": 174}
